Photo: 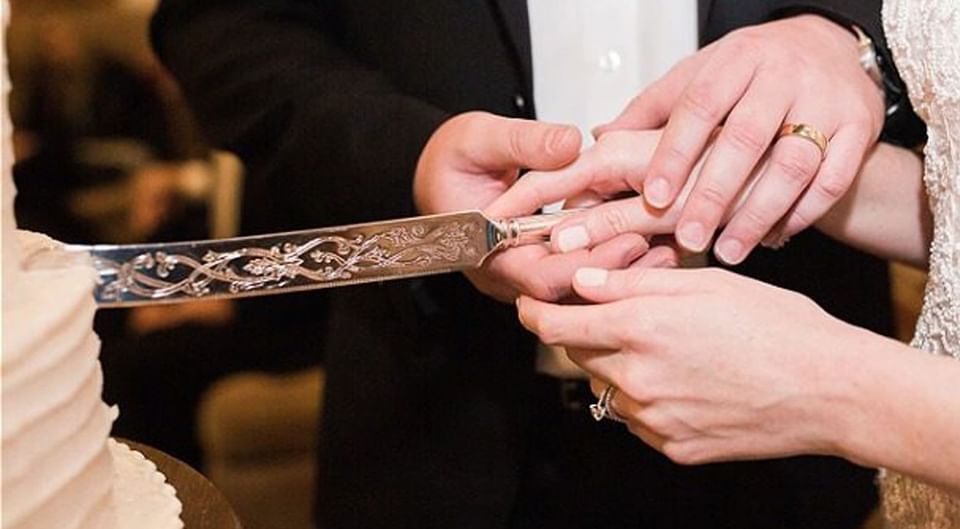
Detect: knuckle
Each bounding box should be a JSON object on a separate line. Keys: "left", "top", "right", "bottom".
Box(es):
{"left": 660, "top": 141, "right": 696, "bottom": 173}
{"left": 619, "top": 368, "right": 653, "bottom": 402}
{"left": 847, "top": 112, "right": 877, "bottom": 137}
{"left": 737, "top": 205, "right": 779, "bottom": 238}
{"left": 813, "top": 170, "right": 852, "bottom": 201}
{"left": 722, "top": 122, "right": 769, "bottom": 156}
{"left": 662, "top": 442, "right": 702, "bottom": 465}
{"left": 621, "top": 313, "right": 656, "bottom": 348}
{"left": 786, "top": 209, "right": 815, "bottom": 233}
{"left": 772, "top": 147, "right": 819, "bottom": 184}
{"left": 507, "top": 125, "right": 528, "bottom": 161}
{"left": 521, "top": 273, "right": 561, "bottom": 303}
{"left": 638, "top": 407, "right": 681, "bottom": 441}
{"left": 694, "top": 182, "right": 733, "bottom": 213}
{"left": 850, "top": 101, "right": 883, "bottom": 133}
{"left": 457, "top": 111, "right": 487, "bottom": 137}
{"left": 680, "top": 83, "right": 724, "bottom": 124}
{"left": 623, "top": 269, "right": 652, "bottom": 296}
{"left": 723, "top": 31, "right": 760, "bottom": 58}
{"left": 595, "top": 206, "right": 633, "bottom": 237}
{"left": 531, "top": 312, "right": 561, "bottom": 345}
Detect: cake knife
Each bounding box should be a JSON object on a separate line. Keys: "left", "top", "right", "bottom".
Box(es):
{"left": 25, "top": 210, "right": 573, "bottom": 308}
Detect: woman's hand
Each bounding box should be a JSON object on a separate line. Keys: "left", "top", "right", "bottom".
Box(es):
{"left": 516, "top": 266, "right": 872, "bottom": 464}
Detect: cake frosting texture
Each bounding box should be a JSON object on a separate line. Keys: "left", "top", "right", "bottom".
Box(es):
{"left": 2, "top": 3, "right": 182, "bottom": 528}
{"left": 2, "top": 235, "right": 120, "bottom": 529}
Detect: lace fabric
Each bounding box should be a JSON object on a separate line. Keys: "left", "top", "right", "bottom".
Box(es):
{"left": 881, "top": 0, "right": 960, "bottom": 526}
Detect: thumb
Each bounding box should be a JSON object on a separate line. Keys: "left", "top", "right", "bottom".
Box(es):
{"left": 464, "top": 113, "right": 582, "bottom": 172}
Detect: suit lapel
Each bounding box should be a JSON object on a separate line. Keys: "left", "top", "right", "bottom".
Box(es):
{"left": 698, "top": 0, "right": 715, "bottom": 38}
{"left": 489, "top": 0, "right": 534, "bottom": 83}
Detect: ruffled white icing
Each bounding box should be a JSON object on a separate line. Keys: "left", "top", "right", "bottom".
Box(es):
{"left": 1, "top": 234, "right": 119, "bottom": 529}
{"left": 108, "top": 441, "right": 184, "bottom": 529}
{"left": 1, "top": 5, "right": 181, "bottom": 529}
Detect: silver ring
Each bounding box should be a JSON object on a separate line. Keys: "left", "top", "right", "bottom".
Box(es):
{"left": 590, "top": 384, "right": 627, "bottom": 423}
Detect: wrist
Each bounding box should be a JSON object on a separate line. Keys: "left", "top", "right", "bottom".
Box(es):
{"left": 804, "top": 323, "right": 887, "bottom": 462}
{"left": 790, "top": 14, "right": 887, "bottom": 116}
{"left": 820, "top": 329, "right": 912, "bottom": 468}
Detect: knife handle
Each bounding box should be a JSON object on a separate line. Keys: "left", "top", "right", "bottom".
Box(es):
{"left": 496, "top": 209, "right": 582, "bottom": 248}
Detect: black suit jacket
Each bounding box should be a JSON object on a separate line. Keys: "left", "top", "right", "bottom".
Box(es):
{"left": 152, "top": 2, "right": 918, "bottom": 527}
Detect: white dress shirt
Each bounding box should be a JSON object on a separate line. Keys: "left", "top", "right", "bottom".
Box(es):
{"left": 528, "top": 0, "right": 698, "bottom": 144}
{"left": 527, "top": 0, "right": 698, "bottom": 378}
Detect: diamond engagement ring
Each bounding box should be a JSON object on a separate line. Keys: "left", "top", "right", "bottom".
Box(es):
{"left": 590, "top": 384, "right": 627, "bottom": 423}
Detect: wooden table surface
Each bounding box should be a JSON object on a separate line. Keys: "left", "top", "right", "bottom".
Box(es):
{"left": 124, "top": 440, "right": 243, "bottom": 529}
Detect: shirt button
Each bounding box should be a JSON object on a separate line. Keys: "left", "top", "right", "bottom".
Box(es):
{"left": 598, "top": 49, "right": 622, "bottom": 72}
{"left": 514, "top": 93, "right": 526, "bottom": 110}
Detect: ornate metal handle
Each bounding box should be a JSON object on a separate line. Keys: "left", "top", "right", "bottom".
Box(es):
{"left": 493, "top": 209, "right": 580, "bottom": 249}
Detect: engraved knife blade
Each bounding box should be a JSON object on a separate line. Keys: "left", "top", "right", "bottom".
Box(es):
{"left": 24, "top": 210, "right": 575, "bottom": 307}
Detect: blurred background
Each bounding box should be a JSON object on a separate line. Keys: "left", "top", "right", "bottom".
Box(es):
{"left": 5, "top": 1, "right": 928, "bottom": 528}
{"left": 9, "top": 1, "right": 324, "bottom": 528}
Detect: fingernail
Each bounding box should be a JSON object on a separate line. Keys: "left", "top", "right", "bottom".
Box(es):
{"left": 645, "top": 178, "right": 671, "bottom": 208}
{"left": 715, "top": 238, "right": 744, "bottom": 265}
{"left": 557, "top": 225, "right": 590, "bottom": 253}
{"left": 677, "top": 222, "right": 706, "bottom": 251}
{"left": 575, "top": 267, "right": 609, "bottom": 287}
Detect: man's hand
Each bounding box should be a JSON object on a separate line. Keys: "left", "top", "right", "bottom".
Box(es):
{"left": 414, "top": 112, "right": 651, "bottom": 302}
{"left": 490, "top": 129, "right": 757, "bottom": 255}
{"left": 596, "top": 15, "right": 885, "bottom": 264}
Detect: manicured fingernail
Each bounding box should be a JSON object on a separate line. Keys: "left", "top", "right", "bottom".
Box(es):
{"left": 677, "top": 222, "right": 706, "bottom": 251}
{"left": 575, "top": 267, "right": 609, "bottom": 287}
{"left": 557, "top": 225, "right": 590, "bottom": 253}
{"left": 716, "top": 238, "right": 744, "bottom": 265}
{"left": 645, "top": 178, "right": 671, "bottom": 208}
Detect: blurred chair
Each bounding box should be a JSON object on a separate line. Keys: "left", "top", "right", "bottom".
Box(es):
{"left": 890, "top": 262, "right": 927, "bottom": 343}
{"left": 198, "top": 368, "right": 325, "bottom": 529}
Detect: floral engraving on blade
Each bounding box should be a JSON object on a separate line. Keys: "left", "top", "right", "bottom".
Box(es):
{"left": 98, "top": 222, "right": 480, "bottom": 301}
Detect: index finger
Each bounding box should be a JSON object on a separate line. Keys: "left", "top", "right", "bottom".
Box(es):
{"left": 485, "top": 232, "right": 649, "bottom": 301}
{"left": 643, "top": 44, "right": 759, "bottom": 208}
{"left": 516, "top": 296, "right": 625, "bottom": 350}
{"left": 549, "top": 196, "right": 678, "bottom": 254}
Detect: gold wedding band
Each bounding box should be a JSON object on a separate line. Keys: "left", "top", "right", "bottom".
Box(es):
{"left": 777, "top": 123, "right": 828, "bottom": 159}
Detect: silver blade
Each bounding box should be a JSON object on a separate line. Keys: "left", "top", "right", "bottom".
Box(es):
{"left": 26, "top": 210, "right": 569, "bottom": 307}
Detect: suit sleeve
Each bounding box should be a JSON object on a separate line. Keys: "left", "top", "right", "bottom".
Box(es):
{"left": 150, "top": 0, "right": 450, "bottom": 228}
{"left": 767, "top": 1, "right": 926, "bottom": 147}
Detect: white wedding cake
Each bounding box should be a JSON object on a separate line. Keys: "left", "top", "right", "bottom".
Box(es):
{"left": 1, "top": 4, "right": 183, "bottom": 529}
